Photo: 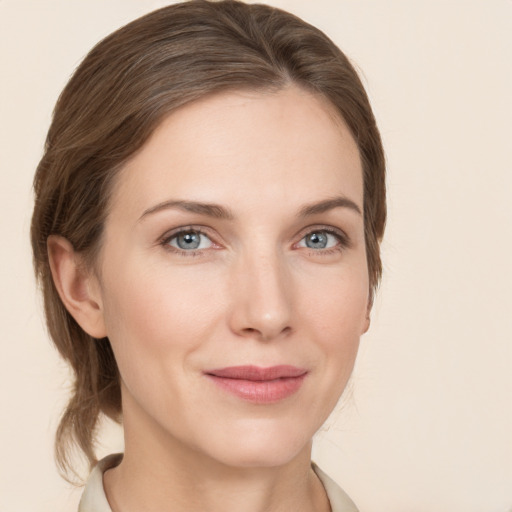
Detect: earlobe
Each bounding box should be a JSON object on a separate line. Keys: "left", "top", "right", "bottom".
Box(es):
{"left": 47, "top": 235, "right": 107, "bottom": 339}
{"left": 362, "top": 298, "right": 372, "bottom": 334}
{"left": 362, "top": 312, "right": 371, "bottom": 334}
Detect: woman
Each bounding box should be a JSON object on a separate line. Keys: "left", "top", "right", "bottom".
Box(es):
{"left": 31, "top": 1, "right": 385, "bottom": 510}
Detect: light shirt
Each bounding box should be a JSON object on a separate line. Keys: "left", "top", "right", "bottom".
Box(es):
{"left": 78, "top": 453, "right": 359, "bottom": 512}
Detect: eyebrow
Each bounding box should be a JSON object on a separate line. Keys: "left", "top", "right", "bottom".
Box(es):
{"left": 298, "top": 196, "right": 362, "bottom": 217}
{"left": 139, "top": 195, "right": 362, "bottom": 222}
{"left": 139, "top": 200, "right": 235, "bottom": 221}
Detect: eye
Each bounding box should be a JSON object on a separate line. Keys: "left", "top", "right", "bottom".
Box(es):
{"left": 297, "top": 229, "right": 345, "bottom": 250}
{"left": 166, "top": 230, "right": 213, "bottom": 251}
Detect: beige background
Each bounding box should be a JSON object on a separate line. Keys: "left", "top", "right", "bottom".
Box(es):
{"left": 1, "top": 1, "right": 511, "bottom": 511}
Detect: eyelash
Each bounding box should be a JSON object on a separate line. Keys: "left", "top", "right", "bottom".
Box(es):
{"left": 159, "top": 225, "right": 350, "bottom": 257}
{"left": 297, "top": 226, "right": 351, "bottom": 256}
{"left": 160, "top": 226, "right": 214, "bottom": 257}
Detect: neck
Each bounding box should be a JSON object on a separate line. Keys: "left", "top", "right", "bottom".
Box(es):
{"left": 103, "top": 404, "right": 330, "bottom": 512}
{"left": 105, "top": 451, "right": 328, "bottom": 512}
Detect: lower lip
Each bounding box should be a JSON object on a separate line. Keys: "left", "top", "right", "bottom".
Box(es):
{"left": 206, "top": 374, "right": 307, "bottom": 404}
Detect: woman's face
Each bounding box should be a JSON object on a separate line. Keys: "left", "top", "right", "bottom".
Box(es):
{"left": 95, "top": 86, "right": 369, "bottom": 468}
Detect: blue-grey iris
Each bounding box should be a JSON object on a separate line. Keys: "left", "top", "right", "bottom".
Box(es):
{"left": 306, "top": 232, "right": 328, "bottom": 249}
{"left": 176, "top": 231, "right": 201, "bottom": 250}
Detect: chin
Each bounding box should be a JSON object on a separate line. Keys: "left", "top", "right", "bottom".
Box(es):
{"left": 213, "top": 444, "right": 309, "bottom": 470}
{"left": 198, "top": 418, "right": 314, "bottom": 469}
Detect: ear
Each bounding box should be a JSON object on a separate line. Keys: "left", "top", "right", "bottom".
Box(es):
{"left": 47, "top": 235, "right": 107, "bottom": 339}
{"left": 362, "top": 312, "right": 371, "bottom": 334}
{"left": 361, "top": 298, "right": 372, "bottom": 334}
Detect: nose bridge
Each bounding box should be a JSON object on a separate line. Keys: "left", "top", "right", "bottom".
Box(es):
{"left": 230, "top": 242, "right": 293, "bottom": 340}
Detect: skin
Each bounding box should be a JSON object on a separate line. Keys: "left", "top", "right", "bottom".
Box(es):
{"left": 49, "top": 85, "right": 370, "bottom": 512}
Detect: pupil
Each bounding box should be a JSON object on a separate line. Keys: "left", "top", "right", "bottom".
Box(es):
{"left": 307, "top": 232, "right": 327, "bottom": 249}
{"left": 178, "top": 232, "right": 200, "bottom": 249}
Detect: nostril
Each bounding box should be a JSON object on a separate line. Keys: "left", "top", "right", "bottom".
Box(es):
{"left": 240, "top": 325, "right": 292, "bottom": 341}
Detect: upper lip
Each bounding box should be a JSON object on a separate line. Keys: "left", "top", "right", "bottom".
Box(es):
{"left": 206, "top": 365, "right": 307, "bottom": 381}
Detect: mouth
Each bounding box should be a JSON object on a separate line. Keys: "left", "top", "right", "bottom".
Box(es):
{"left": 205, "top": 365, "right": 308, "bottom": 404}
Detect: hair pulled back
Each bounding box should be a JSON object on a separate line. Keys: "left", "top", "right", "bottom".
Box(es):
{"left": 31, "top": 0, "right": 386, "bottom": 481}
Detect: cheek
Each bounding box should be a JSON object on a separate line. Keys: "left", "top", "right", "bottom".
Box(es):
{"left": 298, "top": 262, "right": 368, "bottom": 393}
{"left": 301, "top": 261, "right": 369, "bottom": 340}
{"left": 99, "top": 258, "right": 222, "bottom": 377}
{"left": 98, "top": 262, "right": 228, "bottom": 433}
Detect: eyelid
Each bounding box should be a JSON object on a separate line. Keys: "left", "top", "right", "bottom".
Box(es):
{"left": 157, "top": 224, "right": 351, "bottom": 256}
{"left": 294, "top": 224, "right": 351, "bottom": 249}
{"left": 159, "top": 225, "right": 222, "bottom": 253}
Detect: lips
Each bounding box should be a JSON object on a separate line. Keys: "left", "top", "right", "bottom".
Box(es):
{"left": 205, "top": 365, "right": 307, "bottom": 403}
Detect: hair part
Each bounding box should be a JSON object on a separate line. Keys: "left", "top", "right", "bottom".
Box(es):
{"left": 31, "top": 0, "right": 385, "bottom": 482}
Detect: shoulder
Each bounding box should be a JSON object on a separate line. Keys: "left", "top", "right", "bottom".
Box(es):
{"left": 312, "top": 463, "right": 359, "bottom": 512}
{"left": 78, "top": 453, "right": 122, "bottom": 512}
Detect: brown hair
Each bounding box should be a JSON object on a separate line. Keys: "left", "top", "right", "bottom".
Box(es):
{"left": 31, "top": 0, "right": 386, "bottom": 481}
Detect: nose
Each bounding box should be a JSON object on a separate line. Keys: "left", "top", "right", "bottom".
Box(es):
{"left": 228, "top": 251, "right": 293, "bottom": 341}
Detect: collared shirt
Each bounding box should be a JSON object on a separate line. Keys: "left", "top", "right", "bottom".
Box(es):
{"left": 78, "top": 454, "right": 359, "bottom": 512}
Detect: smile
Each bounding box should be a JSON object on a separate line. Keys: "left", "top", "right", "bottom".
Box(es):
{"left": 205, "top": 365, "right": 308, "bottom": 404}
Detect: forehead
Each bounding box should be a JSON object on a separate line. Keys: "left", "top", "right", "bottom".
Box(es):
{"left": 109, "top": 86, "right": 363, "bottom": 218}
